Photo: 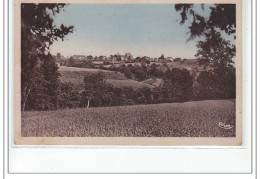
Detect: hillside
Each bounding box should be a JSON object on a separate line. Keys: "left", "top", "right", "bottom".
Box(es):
{"left": 58, "top": 66, "right": 158, "bottom": 89}
{"left": 58, "top": 61, "right": 209, "bottom": 89}
{"left": 22, "top": 100, "right": 235, "bottom": 137}
{"left": 58, "top": 66, "right": 127, "bottom": 84}
{"left": 142, "top": 78, "right": 164, "bottom": 87}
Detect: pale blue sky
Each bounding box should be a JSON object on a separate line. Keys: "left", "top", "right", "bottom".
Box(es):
{"left": 50, "top": 4, "right": 214, "bottom": 58}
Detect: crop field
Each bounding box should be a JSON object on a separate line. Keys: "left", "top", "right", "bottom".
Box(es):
{"left": 22, "top": 100, "right": 235, "bottom": 137}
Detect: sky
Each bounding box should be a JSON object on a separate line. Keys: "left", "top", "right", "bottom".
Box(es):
{"left": 50, "top": 4, "right": 213, "bottom": 59}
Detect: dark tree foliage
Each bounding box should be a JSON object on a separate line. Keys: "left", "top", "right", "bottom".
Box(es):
{"left": 124, "top": 66, "right": 133, "bottom": 79}
{"left": 195, "top": 29, "right": 236, "bottom": 67}
{"left": 23, "top": 54, "right": 61, "bottom": 111}
{"left": 193, "top": 28, "right": 236, "bottom": 100}
{"left": 209, "top": 5, "right": 236, "bottom": 35}
{"left": 81, "top": 72, "right": 107, "bottom": 108}
{"left": 136, "top": 87, "right": 153, "bottom": 104}
{"left": 22, "top": 67, "right": 45, "bottom": 110}
{"left": 175, "top": 3, "right": 236, "bottom": 101}
{"left": 175, "top": 4, "right": 236, "bottom": 39}
{"left": 21, "top": 3, "right": 74, "bottom": 111}
{"left": 57, "top": 82, "right": 81, "bottom": 109}
{"left": 194, "top": 67, "right": 236, "bottom": 100}
{"left": 159, "top": 54, "right": 165, "bottom": 60}
{"left": 39, "top": 54, "right": 61, "bottom": 110}
{"left": 165, "top": 68, "right": 193, "bottom": 102}
{"left": 135, "top": 69, "right": 146, "bottom": 81}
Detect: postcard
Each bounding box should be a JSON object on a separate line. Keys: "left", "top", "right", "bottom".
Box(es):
{"left": 14, "top": 0, "right": 242, "bottom": 145}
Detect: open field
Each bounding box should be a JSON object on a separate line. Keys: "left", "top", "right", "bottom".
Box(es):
{"left": 106, "top": 79, "right": 154, "bottom": 89}
{"left": 142, "top": 78, "right": 164, "bottom": 87}
{"left": 58, "top": 66, "right": 111, "bottom": 72}
{"left": 58, "top": 66, "right": 127, "bottom": 84}
{"left": 22, "top": 100, "right": 235, "bottom": 137}
{"left": 106, "top": 78, "right": 164, "bottom": 89}
{"left": 58, "top": 66, "right": 160, "bottom": 89}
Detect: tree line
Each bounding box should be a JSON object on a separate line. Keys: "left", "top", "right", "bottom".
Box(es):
{"left": 24, "top": 63, "right": 235, "bottom": 110}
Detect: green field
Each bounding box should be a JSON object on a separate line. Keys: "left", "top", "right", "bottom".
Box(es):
{"left": 58, "top": 66, "right": 128, "bottom": 84}
{"left": 21, "top": 100, "right": 236, "bottom": 137}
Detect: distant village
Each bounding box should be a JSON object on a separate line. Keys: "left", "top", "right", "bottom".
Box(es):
{"left": 53, "top": 52, "right": 195, "bottom": 68}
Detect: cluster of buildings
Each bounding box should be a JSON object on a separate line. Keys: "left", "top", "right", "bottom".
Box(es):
{"left": 54, "top": 52, "right": 185, "bottom": 67}
{"left": 55, "top": 53, "right": 133, "bottom": 66}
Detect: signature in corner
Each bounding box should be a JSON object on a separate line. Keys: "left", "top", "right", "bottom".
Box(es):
{"left": 218, "top": 122, "right": 234, "bottom": 130}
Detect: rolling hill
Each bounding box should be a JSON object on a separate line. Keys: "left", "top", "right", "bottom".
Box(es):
{"left": 58, "top": 66, "right": 160, "bottom": 89}
{"left": 58, "top": 66, "right": 127, "bottom": 84}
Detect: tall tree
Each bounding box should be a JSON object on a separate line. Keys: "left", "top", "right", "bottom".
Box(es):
{"left": 193, "top": 26, "right": 236, "bottom": 100}
{"left": 21, "top": 3, "right": 74, "bottom": 111}
{"left": 175, "top": 4, "right": 236, "bottom": 100}
{"left": 195, "top": 28, "right": 236, "bottom": 68}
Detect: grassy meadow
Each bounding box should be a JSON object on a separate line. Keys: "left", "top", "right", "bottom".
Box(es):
{"left": 58, "top": 66, "right": 128, "bottom": 84}
{"left": 58, "top": 66, "right": 163, "bottom": 89}
{"left": 22, "top": 100, "right": 235, "bottom": 137}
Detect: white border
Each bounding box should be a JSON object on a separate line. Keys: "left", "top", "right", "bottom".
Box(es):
{"left": 3, "top": 0, "right": 256, "bottom": 177}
